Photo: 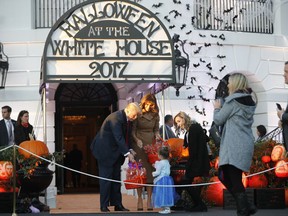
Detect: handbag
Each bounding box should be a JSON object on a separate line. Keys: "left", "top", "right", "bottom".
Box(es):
{"left": 124, "top": 162, "right": 147, "bottom": 190}
{"left": 209, "top": 124, "right": 221, "bottom": 147}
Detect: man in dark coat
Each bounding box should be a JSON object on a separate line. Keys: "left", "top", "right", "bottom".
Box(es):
{"left": 277, "top": 61, "right": 288, "bottom": 151}
{"left": 90, "top": 102, "right": 141, "bottom": 212}
{"left": 0, "top": 105, "right": 16, "bottom": 146}
{"left": 159, "top": 114, "right": 177, "bottom": 140}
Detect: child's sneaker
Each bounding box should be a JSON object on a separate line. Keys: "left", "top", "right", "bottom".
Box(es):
{"left": 159, "top": 207, "right": 171, "bottom": 214}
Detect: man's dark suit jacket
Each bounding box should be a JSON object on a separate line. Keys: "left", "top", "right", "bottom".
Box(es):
{"left": 0, "top": 119, "right": 16, "bottom": 146}
{"left": 281, "top": 105, "right": 288, "bottom": 151}
{"left": 90, "top": 110, "right": 131, "bottom": 166}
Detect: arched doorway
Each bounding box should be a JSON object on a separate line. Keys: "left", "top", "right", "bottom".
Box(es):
{"left": 54, "top": 83, "right": 118, "bottom": 194}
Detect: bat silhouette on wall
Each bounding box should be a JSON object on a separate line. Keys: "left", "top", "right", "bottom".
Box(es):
{"left": 233, "top": 15, "right": 238, "bottom": 23}
{"left": 223, "top": 7, "right": 234, "bottom": 14}
{"left": 189, "top": 41, "right": 196, "bottom": 46}
{"left": 204, "top": 24, "right": 211, "bottom": 30}
{"left": 200, "top": 95, "right": 210, "bottom": 102}
{"left": 200, "top": 58, "right": 206, "bottom": 63}
{"left": 193, "top": 63, "right": 200, "bottom": 68}
{"left": 207, "top": 72, "right": 219, "bottom": 80}
{"left": 208, "top": 87, "right": 214, "bottom": 92}
{"left": 194, "top": 46, "right": 203, "bottom": 54}
{"left": 186, "top": 4, "right": 190, "bottom": 10}
{"left": 219, "top": 65, "right": 226, "bottom": 72}
{"left": 152, "top": 3, "right": 163, "bottom": 8}
{"left": 186, "top": 87, "right": 192, "bottom": 90}
{"left": 188, "top": 95, "right": 195, "bottom": 100}
{"left": 206, "top": 6, "right": 212, "bottom": 19}
{"left": 217, "top": 42, "right": 223, "bottom": 46}
{"left": 169, "top": 10, "right": 182, "bottom": 18}
{"left": 198, "top": 86, "right": 204, "bottom": 94}
{"left": 202, "top": 121, "right": 209, "bottom": 127}
{"left": 186, "top": 30, "right": 192, "bottom": 35}
{"left": 191, "top": 16, "right": 197, "bottom": 25}
{"left": 173, "top": 0, "right": 181, "bottom": 4}
{"left": 206, "top": 63, "right": 212, "bottom": 70}
{"left": 217, "top": 54, "right": 226, "bottom": 59}
{"left": 164, "top": 16, "right": 171, "bottom": 22}
{"left": 199, "top": 33, "right": 206, "bottom": 38}
{"left": 180, "top": 24, "right": 186, "bottom": 30}
{"left": 240, "top": 8, "right": 247, "bottom": 14}
{"left": 204, "top": 43, "right": 211, "bottom": 47}
{"left": 191, "top": 77, "right": 196, "bottom": 84}
{"left": 215, "top": 17, "right": 224, "bottom": 23}
{"left": 210, "top": 34, "right": 218, "bottom": 38}
{"left": 169, "top": 25, "right": 176, "bottom": 29}
{"left": 219, "top": 34, "right": 226, "bottom": 41}
{"left": 194, "top": 105, "right": 205, "bottom": 116}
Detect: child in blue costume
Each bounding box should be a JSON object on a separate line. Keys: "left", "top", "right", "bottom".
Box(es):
{"left": 152, "top": 146, "right": 176, "bottom": 214}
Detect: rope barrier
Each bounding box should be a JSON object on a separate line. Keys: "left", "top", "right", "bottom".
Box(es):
{"left": 1, "top": 145, "right": 287, "bottom": 188}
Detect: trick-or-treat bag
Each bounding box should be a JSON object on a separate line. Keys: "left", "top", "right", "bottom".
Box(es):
{"left": 124, "top": 161, "right": 147, "bottom": 189}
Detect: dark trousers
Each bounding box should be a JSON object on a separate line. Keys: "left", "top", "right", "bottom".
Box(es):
{"left": 72, "top": 171, "right": 81, "bottom": 187}
{"left": 98, "top": 156, "right": 122, "bottom": 208}
{"left": 182, "top": 178, "right": 204, "bottom": 206}
{"left": 218, "top": 164, "right": 245, "bottom": 194}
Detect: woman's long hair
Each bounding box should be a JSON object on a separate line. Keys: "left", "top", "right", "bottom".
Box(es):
{"left": 139, "top": 93, "right": 159, "bottom": 114}
{"left": 16, "top": 110, "right": 29, "bottom": 126}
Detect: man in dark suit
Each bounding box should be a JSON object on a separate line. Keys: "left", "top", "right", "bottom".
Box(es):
{"left": 277, "top": 61, "right": 288, "bottom": 151}
{"left": 90, "top": 102, "right": 142, "bottom": 212}
{"left": 159, "top": 114, "right": 176, "bottom": 140}
{"left": 0, "top": 105, "right": 16, "bottom": 146}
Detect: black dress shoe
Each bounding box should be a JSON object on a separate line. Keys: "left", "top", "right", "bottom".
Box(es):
{"left": 100, "top": 207, "right": 110, "bottom": 212}
{"left": 114, "top": 204, "right": 129, "bottom": 211}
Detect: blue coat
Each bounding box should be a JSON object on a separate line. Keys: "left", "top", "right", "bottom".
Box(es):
{"left": 90, "top": 110, "right": 130, "bottom": 166}
{"left": 213, "top": 93, "right": 256, "bottom": 172}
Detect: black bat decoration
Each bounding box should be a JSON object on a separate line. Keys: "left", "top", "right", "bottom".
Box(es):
{"left": 193, "top": 63, "right": 200, "bottom": 68}
{"left": 198, "top": 86, "right": 204, "bottom": 94}
{"left": 217, "top": 42, "right": 223, "bottom": 46}
{"left": 200, "top": 58, "right": 206, "bottom": 63}
{"left": 210, "top": 34, "right": 218, "bottom": 38}
{"left": 191, "top": 77, "right": 196, "bottom": 85}
{"left": 186, "top": 86, "right": 192, "bottom": 90}
{"left": 186, "top": 30, "right": 192, "bottom": 35}
{"left": 188, "top": 95, "right": 195, "bottom": 100}
{"left": 189, "top": 41, "right": 196, "bottom": 46}
{"left": 204, "top": 24, "right": 211, "bottom": 30}
{"left": 239, "top": 8, "right": 247, "bottom": 14}
{"left": 152, "top": 3, "right": 163, "bottom": 8}
{"left": 214, "top": 17, "right": 224, "bottom": 23}
{"left": 204, "top": 43, "right": 211, "bottom": 47}
{"left": 199, "top": 33, "right": 206, "bottom": 38}
{"left": 206, "top": 6, "right": 212, "bottom": 19}
{"left": 219, "top": 34, "right": 226, "bottom": 41}
{"left": 194, "top": 105, "right": 204, "bottom": 115}
{"left": 155, "top": 12, "right": 160, "bottom": 15}
{"left": 173, "top": 0, "right": 181, "bottom": 4}
{"left": 217, "top": 54, "right": 226, "bottom": 59}
{"left": 206, "top": 63, "right": 212, "bottom": 70}
{"left": 207, "top": 72, "right": 219, "bottom": 80}
{"left": 169, "top": 25, "right": 176, "bottom": 29}
{"left": 219, "top": 65, "right": 226, "bottom": 72}
{"left": 169, "top": 10, "right": 182, "bottom": 18}
{"left": 164, "top": 15, "right": 171, "bottom": 23}
{"left": 194, "top": 46, "right": 203, "bottom": 54}
{"left": 191, "top": 16, "right": 197, "bottom": 25}
{"left": 233, "top": 15, "right": 238, "bottom": 23}
{"left": 199, "top": 95, "right": 210, "bottom": 102}
{"left": 223, "top": 7, "right": 234, "bottom": 14}
{"left": 208, "top": 87, "right": 214, "bottom": 92}
{"left": 186, "top": 4, "right": 190, "bottom": 10}
{"left": 180, "top": 24, "right": 186, "bottom": 30}
{"left": 202, "top": 121, "right": 209, "bottom": 127}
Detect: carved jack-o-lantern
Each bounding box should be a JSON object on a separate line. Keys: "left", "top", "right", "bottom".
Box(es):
{"left": 271, "top": 145, "right": 286, "bottom": 162}
{"left": 275, "top": 160, "right": 288, "bottom": 178}
{"left": 0, "top": 161, "right": 13, "bottom": 180}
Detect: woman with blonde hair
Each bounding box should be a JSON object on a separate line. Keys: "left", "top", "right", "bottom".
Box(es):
{"left": 131, "top": 93, "right": 161, "bottom": 211}
{"left": 213, "top": 72, "right": 257, "bottom": 216}
{"left": 173, "top": 111, "right": 210, "bottom": 212}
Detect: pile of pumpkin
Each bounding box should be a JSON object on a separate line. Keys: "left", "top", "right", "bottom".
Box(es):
{"left": 203, "top": 140, "right": 288, "bottom": 207}
{"left": 0, "top": 140, "right": 50, "bottom": 192}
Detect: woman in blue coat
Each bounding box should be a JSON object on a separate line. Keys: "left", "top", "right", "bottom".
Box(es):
{"left": 213, "top": 73, "right": 257, "bottom": 216}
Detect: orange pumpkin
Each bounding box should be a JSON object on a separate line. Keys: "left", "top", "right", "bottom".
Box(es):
{"left": 275, "top": 160, "right": 288, "bottom": 178}
{"left": 166, "top": 138, "right": 189, "bottom": 159}
{"left": 203, "top": 176, "right": 226, "bottom": 206}
{"left": 0, "top": 161, "right": 13, "bottom": 180}
{"left": 271, "top": 145, "right": 286, "bottom": 162}
{"left": 18, "top": 140, "right": 49, "bottom": 158}
{"left": 247, "top": 174, "right": 268, "bottom": 188}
